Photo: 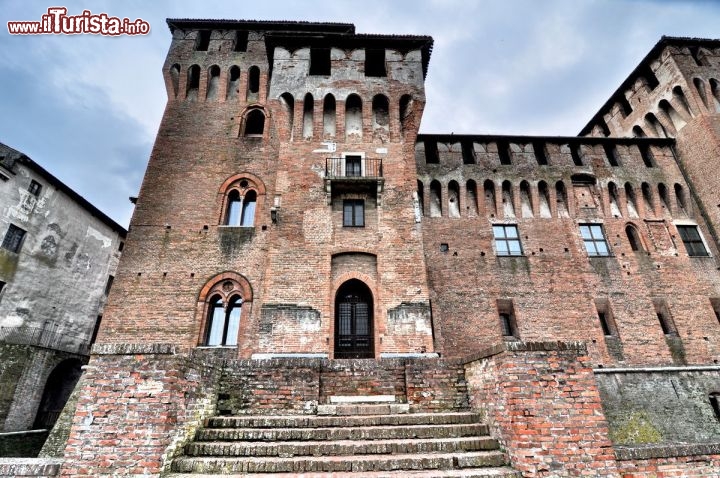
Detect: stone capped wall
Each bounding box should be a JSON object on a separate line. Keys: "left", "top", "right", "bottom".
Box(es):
{"left": 596, "top": 367, "right": 720, "bottom": 444}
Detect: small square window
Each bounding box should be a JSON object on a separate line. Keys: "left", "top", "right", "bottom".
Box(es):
{"left": 493, "top": 224, "right": 523, "bottom": 256}
{"left": 310, "top": 48, "right": 331, "bottom": 76}
{"left": 343, "top": 200, "right": 364, "bottom": 227}
{"left": 677, "top": 225, "right": 709, "bottom": 257}
{"left": 1, "top": 224, "right": 26, "bottom": 253}
{"left": 580, "top": 224, "right": 610, "bottom": 256}
{"left": 365, "top": 49, "right": 386, "bottom": 77}
{"left": 28, "top": 180, "right": 41, "bottom": 196}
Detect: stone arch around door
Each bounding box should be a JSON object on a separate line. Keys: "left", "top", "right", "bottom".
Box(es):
{"left": 333, "top": 278, "right": 375, "bottom": 359}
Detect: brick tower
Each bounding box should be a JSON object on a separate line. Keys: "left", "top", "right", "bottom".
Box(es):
{"left": 96, "top": 20, "right": 436, "bottom": 360}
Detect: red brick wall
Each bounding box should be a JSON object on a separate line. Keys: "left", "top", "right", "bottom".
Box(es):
{"left": 59, "top": 345, "right": 222, "bottom": 477}
{"left": 216, "top": 357, "right": 468, "bottom": 414}
{"left": 418, "top": 138, "right": 720, "bottom": 365}
{"left": 464, "top": 341, "right": 619, "bottom": 477}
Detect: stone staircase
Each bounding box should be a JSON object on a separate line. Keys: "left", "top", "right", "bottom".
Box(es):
{"left": 166, "top": 405, "right": 519, "bottom": 477}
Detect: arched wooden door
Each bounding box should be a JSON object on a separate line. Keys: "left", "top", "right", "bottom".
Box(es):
{"left": 334, "top": 279, "right": 374, "bottom": 358}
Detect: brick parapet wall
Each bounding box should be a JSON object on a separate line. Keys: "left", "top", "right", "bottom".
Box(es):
{"left": 59, "top": 347, "right": 223, "bottom": 478}
{"left": 464, "top": 341, "right": 620, "bottom": 477}
{"left": 218, "top": 356, "right": 469, "bottom": 414}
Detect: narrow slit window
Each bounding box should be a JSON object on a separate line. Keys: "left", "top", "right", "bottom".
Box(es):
{"left": 497, "top": 142, "right": 511, "bottom": 165}
{"left": 654, "top": 299, "right": 677, "bottom": 336}
{"left": 625, "top": 224, "right": 643, "bottom": 252}
{"left": 571, "top": 146, "right": 583, "bottom": 166}
{"left": 497, "top": 299, "right": 518, "bottom": 338}
{"left": 425, "top": 141, "right": 439, "bottom": 164}
{"left": 639, "top": 144, "right": 656, "bottom": 167}
{"left": 595, "top": 299, "right": 617, "bottom": 336}
{"left": 461, "top": 141, "right": 476, "bottom": 164}
{"left": 710, "top": 393, "right": 720, "bottom": 422}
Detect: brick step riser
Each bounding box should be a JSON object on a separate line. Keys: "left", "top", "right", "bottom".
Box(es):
{"left": 185, "top": 437, "right": 499, "bottom": 457}
{"left": 196, "top": 423, "right": 490, "bottom": 441}
{"left": 206, "top": 412, "right": 481, "bottom": 429}
{"left": 171, "top": 452, "right": 508, "bottom": 474}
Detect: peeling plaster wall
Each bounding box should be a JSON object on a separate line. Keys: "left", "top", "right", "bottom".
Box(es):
{"left": 0, "top": 162, "right": 123, "bottom": 345}
{"left": 0, "top": 158, "right": 124, "bottom": 432}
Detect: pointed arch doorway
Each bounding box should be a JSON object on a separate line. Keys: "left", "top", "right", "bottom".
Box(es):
{"left": 334, "top": 279, "right": 374, "bottom": 358}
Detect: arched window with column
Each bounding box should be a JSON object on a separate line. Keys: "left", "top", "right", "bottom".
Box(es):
{"left": 198, "top": 273, "right": 253, "bottom": 347}
{"left": 205, "top": 293, "right": 242, "bottom": 346}
{"left": 219, "top": 174, "right": 266, "bottom": 227}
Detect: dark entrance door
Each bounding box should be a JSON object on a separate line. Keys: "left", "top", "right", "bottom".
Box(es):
{"left": 334, "top": 279, "right": 374, "bottom": 358}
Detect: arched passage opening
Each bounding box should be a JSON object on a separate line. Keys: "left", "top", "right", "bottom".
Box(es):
{"left": 33, "top": 358, "right": 83, "bottom": 429}
{"left": 334, "top": 279, "right": 374, "bottom": 359}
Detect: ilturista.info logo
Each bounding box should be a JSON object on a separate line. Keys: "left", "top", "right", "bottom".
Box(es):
{"left": 8, "top": 7, "right": 150, "bottom": 35}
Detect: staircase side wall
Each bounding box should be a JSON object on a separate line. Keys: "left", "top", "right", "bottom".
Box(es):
{"left": 464, "top": 341, "right": 619, "bottom": 477}
{"left": 58, "top": 345, "right": 223, "bottom": 478}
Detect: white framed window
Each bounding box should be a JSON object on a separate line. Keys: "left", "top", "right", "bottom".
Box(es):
{"left": 493, "top": 224, "right": 523, "bottom": 256}
{"left": 580, "top": 223, "right": 610, "bottom": 257}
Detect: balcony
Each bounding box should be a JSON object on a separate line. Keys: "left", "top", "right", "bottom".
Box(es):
{"left": 324, "top": 157, "right": 384, "bottom": 204}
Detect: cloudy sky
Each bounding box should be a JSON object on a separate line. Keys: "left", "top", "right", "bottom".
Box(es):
{"left": 2, "top": 0, "right": 720, "bottom": 226}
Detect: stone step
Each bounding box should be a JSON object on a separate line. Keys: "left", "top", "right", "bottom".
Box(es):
{"left": 171, "top": 450, "right": 509, "bottom": 474}
{"left": 164, "top": 466, "right": 522, "bottom": 477}
{"left": 206, "top": 412, "right": 481, "bottom": 429}
{"left": 186, "top": 436, "right": 499, "bottom": 457}
{"left": 196, "top": 422, "right": 489, "bottom": 442}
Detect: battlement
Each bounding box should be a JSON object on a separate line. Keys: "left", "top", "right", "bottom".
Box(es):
{"left": 161, "top": 19, "right": 432, "bottom": 106}
{"left": 416, "top": 134, "right": 675, "bottom": 171}
{"left": 581, "top": 37, "right": 720, "bottom": 138}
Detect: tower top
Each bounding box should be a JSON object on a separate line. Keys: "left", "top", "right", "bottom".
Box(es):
{"left": 165, "top": 18, "right": 434, "bottom": 78}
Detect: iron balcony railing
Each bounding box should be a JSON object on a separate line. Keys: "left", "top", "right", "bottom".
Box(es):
{"left": 325, "top": 157, "right": 383, "bottom": 179}
{"left": 0, "top": 326, "right": 91, "bottom": 356}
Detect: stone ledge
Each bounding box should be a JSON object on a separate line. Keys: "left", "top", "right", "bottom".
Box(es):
{"left": 615, "top": 442, "right": 720, "bottom": 461}
{"left": 460, "top": 341, "right": 588, "bottom": 365}
{"left": 91, "top": 343, "right": 176, "bottom": 355}
{"left": 0, "top": 458, "right": 62, "bottom": 476}
{"left": 595, "top": 364, "right": 720, "bottom": 374}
